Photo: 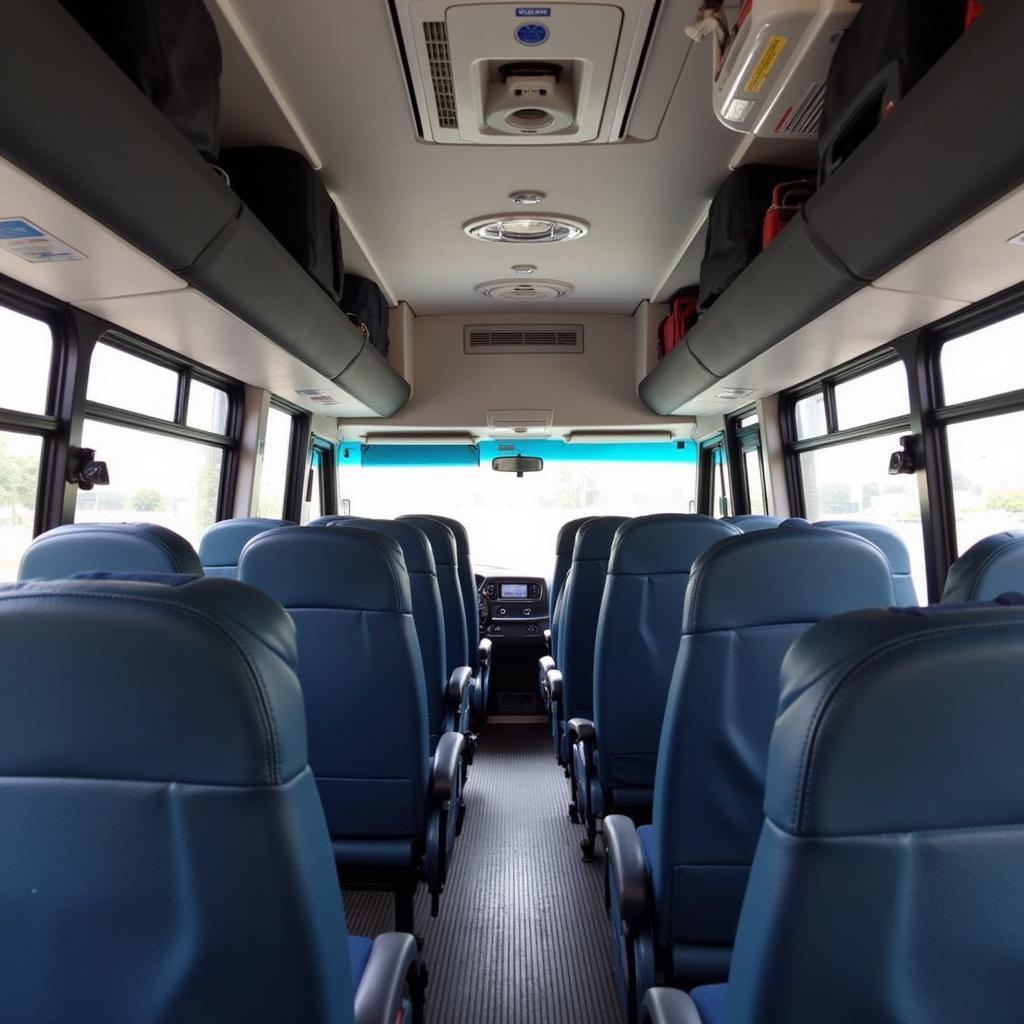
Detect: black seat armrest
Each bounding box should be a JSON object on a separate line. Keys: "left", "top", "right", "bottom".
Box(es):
{"left": 604, "top": 814, "right": 651, "bottom": 928}
{"left": 446, "top": 666, "right": 472, "bottom": 709}
{"left": 567, "top": 717, "right": 595, "bottom": 747}
{"left": 430, "top": 730, "right": 465, "bottom": 802}
{"left": 478, "top": 637, "right": 492, "bottom": 666}
{"left": 353, "top": 932, "right": 419, "bottom": 1024}
{"left": 545, "top": 668, "right": 563, "bottom": 702}
{"left": 640, "top": 988, "right": 705, "bottom": 1024}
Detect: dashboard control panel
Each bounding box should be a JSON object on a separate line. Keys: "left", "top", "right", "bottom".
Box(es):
{"left": 479, "top": 576, "right": 549, "bottom": 641}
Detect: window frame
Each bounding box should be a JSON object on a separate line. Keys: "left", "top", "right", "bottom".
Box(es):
{"left": 261, "top": 398, "right": 309, "bottom": 523}
{"left": 306, "top": 436, "right": 337, "bottom": 518}
{"left": 726, "top": 406, "right": 767, "bottom": 515}
{"left": 698, "top": 435, "right": 731, "bottom": 518}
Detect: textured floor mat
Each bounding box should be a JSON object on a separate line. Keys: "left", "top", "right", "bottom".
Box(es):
{"left": 344, "top": 724, "right": 624, "bottom": 1024}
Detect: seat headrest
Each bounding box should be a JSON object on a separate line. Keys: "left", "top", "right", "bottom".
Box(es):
{"left": 397, "top": 516, "right": 458, "bottom": 568}
{"left": 198, "top": 518, "right": 292, "bottom": 569}
{"left": 684, "top": 523, "right": 896, "bottom": 632}
{"left": 816, "top": 520, "right": 912, "bottom": 574}
{"left": 572, "top": 516, "right": 631, "bottom": 562}
{"left": 19, "top": 523, "right": 202, "bottom": 580}
{"left": 609, "top": 514, "right": 740, "bottom": 575}
{"left": 332, "top": 518, "right": 436, "bottom": 575}
{"left": 0, "top": 576, "right": 302, "bottom": 786}
{"left": 724, "top": 514, "right": 782, "bottom": 533}
{"left": 556, "top": 516, "right": 596, "bottom": 555}
{"left": 767, "top": 600, "right": 1024, "bottom": 836}
{"left": 239, "top": 525, "right": 411, "bottom": 613}
{"left": 942, "top": 530, "right": 1024, "bottom": 603}
{"left": 307, "top": 514, "right": 352, "bottom": 526}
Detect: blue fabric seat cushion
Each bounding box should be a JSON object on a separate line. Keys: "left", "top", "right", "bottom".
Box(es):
{"left": 691, "top": 983, "right": 728, "bottom": 1024}
{"left": 348, "top": 935, "right": 374, "bottom": 989}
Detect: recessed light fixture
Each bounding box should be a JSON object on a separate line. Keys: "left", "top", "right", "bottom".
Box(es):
{"left": 475, "top": 278, "right": 573, "bottom": 300}
{"left": 511, "top": 264, "right": 537, "bottom": 274}
{"left": 464, "top": 214, "right": 588, "bottom": 244}
{"left": 714, "top": 387, "right": 755, "bottom": 400}
{"left": 509, "top": 190, "right": 546, "bottom": 205}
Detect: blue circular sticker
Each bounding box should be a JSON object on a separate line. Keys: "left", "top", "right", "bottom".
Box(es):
{"left": 515, "top": 22, "right": 549, "bottom": 46}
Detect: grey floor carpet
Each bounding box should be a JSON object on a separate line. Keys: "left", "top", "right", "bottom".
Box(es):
{"left": 343, "top": 723, "right": 624, "bottom": 1024}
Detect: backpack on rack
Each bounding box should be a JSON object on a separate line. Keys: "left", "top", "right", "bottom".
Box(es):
{"left": 762, "top": 179, "right": 816, "bottom": 249}
{"left": 658, "top": 290, "right": 700, "bottom": 361}
{"left": 341, "top": 276, "right": 390, "bottom": 359}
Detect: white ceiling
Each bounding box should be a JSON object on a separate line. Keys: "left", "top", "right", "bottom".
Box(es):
{"left": 210, "top": 0, "right": 815, "bottom": 316}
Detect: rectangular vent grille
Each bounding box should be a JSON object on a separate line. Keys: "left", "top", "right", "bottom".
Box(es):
{"left": 464, "top": 325, "right": 584, "bottom": 354}
{"left": 423, "top": 22, "right": 458, "bottom": 129}
{"left": 781, "top": 80, "right": 826, "bottom": 136}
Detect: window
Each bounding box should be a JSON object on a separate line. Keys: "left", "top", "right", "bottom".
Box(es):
{"left": 744, "top": 449, "right": 766, "bottom": 515}
{"left": 788, "top": 353, "right": 926, "bottom": 601}
{"left": 75, "top": 337, "right": 237, "bottom": 548}
{"left": 729, "top": 410, "right": 767, "bottom": 516}
{"left": 304, "top": 439, "right": 336, "bottom": 523}
{"left": 700, "top": 439, "right": 732, "bottom": 518}
{"left": 307, "top": 449, "right": 323, "bottom": 521}
{"left": 937, "top": 311, "right": 1024, "bottom": 556}
{"left": 257, "top": 405, "right": 296, "bottom": 519}
{"left": 0, "top": 305, "right": 55, "bottom": 580}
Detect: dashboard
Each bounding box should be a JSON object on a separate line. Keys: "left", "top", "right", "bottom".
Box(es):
{"left": 478, "top": 576, "right": 549, "bottom": 641}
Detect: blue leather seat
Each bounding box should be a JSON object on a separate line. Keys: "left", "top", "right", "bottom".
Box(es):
{"left": 308, "top": 514, "right": 353, "bottom": 526}
{"left": 943, "top": 529, "right": 1024, "bottom": 602}
{"left": 657, "top": 597, "right": 1024, "bottom": 1023}
{"left": 18, "top": 522, "right": 202, "bottom": 579}
{"left": 415, "top": 515, "right": 492, "bottom": 725}
{"left": 723, "top": 515, "right": 781, "bottom": 533}
{"left": 544, "top": 516, "right": 630, "bottom": 764}
{"left": 569, "top": 515, "right": 741, "bottom": 857}
{"left": 0, "top": 574, "right": 422, "bottom": 1022}
{"left": 603, "top": 521, "right": 896, "bottom": 1019}
{"left": 817, "top": 519, "right": 919, "bottom": 605}
{"left": 238, "top": 525, "right": 465, "bottom": 931}
{"left": 198, "top": 516, "right": 292, "bottom": 577}
{"left": 332, "top": 517, "right": 467, "bottom": 754}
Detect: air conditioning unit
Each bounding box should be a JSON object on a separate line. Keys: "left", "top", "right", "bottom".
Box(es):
{"left": 696, "top": 0, "right": 859, "bottom": 139}
{"left": 388, "top": 1, "right": 659, "bottom": 144}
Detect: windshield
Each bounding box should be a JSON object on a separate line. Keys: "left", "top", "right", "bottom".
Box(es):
{"left": 337, "top": 440, "right": 696, "bottom": 577}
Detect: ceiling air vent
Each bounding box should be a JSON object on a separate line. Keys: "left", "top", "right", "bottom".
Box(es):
{"left": 464, "top": 324, "right": 583, "bottom": 355}
{"left": 423, "top": 22, "right": 459, "bottom": 130}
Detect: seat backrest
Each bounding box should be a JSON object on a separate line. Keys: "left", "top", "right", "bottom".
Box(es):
{"left": 198, "top": 517, "right": 292, "bottom": 578}
{"left": 593, "top": 515, "right": 741, "bottom": 803}
{"left": 723, "top": 515, "right": 782, "bottom": 533}
{"left": 551, "top": 516, "right": 596, "bottom": 619}
{"left": 307, "top": 514, "right": 353, "bottom": 526}
{"left": 398, "top": 515, "right": 468, "bottom": 677}
{"left": 18, "top": 522, "right": 202, "bottom": 580}
{"left": 0, "top": 575, "right": 357, "bottom": 1022}
{"left": 416, "top": 515, "right": 480, "bottom": 670}
{"left": 942, "top": 529, "right": 1024, "bottom": 603}
{"left": 648, "top": 522, "right": 895, "bottom": 961}
{"left": 728, "top": 599, "right": 1024, "bottom": 1022}
{"left": 817, "top": 519, "right": 918, "bottom": 605}
{"left": 333, "top": 517, "right": 448, "bottom": 751}
{"left": 239, "top": 526, "right": 430, "bottom": 842}
{"left": 556, "top": 516, "right": 630, "bottom": 727}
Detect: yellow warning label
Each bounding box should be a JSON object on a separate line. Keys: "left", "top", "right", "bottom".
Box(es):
{"left": 744, "top": 35, "right": 787, "bottom": 94}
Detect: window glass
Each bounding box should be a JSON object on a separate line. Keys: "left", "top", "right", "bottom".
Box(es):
{"left": 74, "top": 419, "right": 222, "bottom": 547}
{"left": 708, "top": 446, "right": 731, "bottom": 518}
{"left": 87, "top": 342, "right": 177, "bottom": 420}
{"left": 941, "top": 312, "right": 1024, "bottom": 406}
{"left": 257, "top": 407, "right": 294, "bottom": 518}
{"left": 307, "top": 449, "right": 323, "bottom": 522}
{"left": 186, "top": 380, "right": 229, "bottom": 434}
{"left": 946, "top": 410, "right": 1024, "bottom": 556}
{"left": 0, "top": 307, "right": 52, "bottom": 415}
{"left": 744, "top": 448, "right": 766, "bottom": 515}
{"left": 794, "top": 392, "right": 827, "bottom": 440}
{"left": 801, "top": 432, "right": 925, "bottom": 601}
{"left": 739, "top": 414, "right": 758, "bottom": 429}
{"left": 0, "top": 431, "right": 43, "bottom": 580}
{"left": 834, "top": 360, "right": 910, "bottom": 430}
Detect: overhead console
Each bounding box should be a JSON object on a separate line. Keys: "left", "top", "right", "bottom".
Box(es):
{"left": 640, "top": 2, "right": 1024, "bottom": 416}
{"left": 480, "top": 577, "right": 549, "bottom": 641}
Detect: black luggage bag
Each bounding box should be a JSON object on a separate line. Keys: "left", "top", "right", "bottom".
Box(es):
{"left": 59, "top": 0, "right": 222, "bottom": 162}
{"left": 698, "top": 164, "right": 809, "bottom": 313}
{"left": 219, "top": 147, "right": 344, "bottom": 302}
{"left": 341, "top": 276, "right": 390, "bottom": 358}
{"left": 818, "top": 0, "right": 969, "bottom": 184}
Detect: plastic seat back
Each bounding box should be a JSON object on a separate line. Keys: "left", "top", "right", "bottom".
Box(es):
{"left": 239, "top": 526, "right": 430, "bottom": 861}
{"left": 0, "top": 574, "right": 357, "bottom": 1022}
{"left": 594, "top": 515, "right": 740, "bottom": 807}
{"left": 942, "top": 529, "right": 1024, "bottom": 603}
{"left": 198, "top": 516, "right": 291, "bottom": 578}
{"left": 648, "top": 522, "right": 895, "bottom": 979}
{"left": 817, "top": 519, "right": 918, "bottom": 605}
{"left": 727, "top": 599, "right": 1024, "bottom": 1022}
{"left": 19, "top": 522, "right": 201, "bottom": 580}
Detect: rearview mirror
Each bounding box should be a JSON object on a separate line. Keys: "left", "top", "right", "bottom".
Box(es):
{"left": 492, "top": 455, "right": 544, "bottom": 478}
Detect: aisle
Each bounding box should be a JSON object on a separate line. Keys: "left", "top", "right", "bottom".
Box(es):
{"left": 344, "top": 724, "right": 624, "bottom": 1024}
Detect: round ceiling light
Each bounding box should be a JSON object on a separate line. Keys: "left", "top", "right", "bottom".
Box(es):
{"left": 511, "top": 263, "right": 538, "bottom": 274}
{"left": 464, "top": 214, "right": 588, "bottom": 244}
{"left": 509, "top": 190, "right": 546, "bottom": 205}
{"left": 475, "top": 278, "right": 573, "bottom": 301}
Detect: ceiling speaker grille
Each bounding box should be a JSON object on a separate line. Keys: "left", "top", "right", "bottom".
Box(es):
{"left": 464, "top": 325, "right": 584, "bottom": 354}
{"left": 423, "top": 22, "right": 458, "bottom": 129}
